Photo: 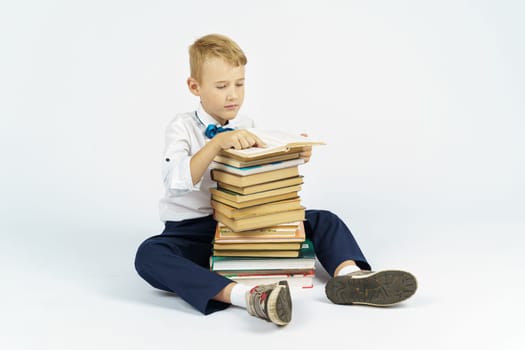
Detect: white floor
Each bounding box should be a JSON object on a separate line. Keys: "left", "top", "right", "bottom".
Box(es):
{"left": 2, "top": 215, "right": 524, "bottom": 350}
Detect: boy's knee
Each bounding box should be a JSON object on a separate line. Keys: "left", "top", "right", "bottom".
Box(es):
{"left": 134, "top": 240, "right": 157, "bottom": 275}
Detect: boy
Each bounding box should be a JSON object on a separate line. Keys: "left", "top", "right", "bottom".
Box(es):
{"left": 134, "top": 34, "right": 417, "bottom": 327}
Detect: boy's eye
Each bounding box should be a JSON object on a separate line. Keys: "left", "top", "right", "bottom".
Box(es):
{"left": 216, "top": 85, "right": 226, "bottom": 89}
{"left": 236, "top": 83, "right": 244, "bottom": 87}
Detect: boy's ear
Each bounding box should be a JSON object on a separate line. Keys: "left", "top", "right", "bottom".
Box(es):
{"left": 187, "top": 77, "right": 200, "bottom": 96}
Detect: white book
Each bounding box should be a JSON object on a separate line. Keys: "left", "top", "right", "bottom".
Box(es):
{"left": 210, "top": 157, "right": 305, "bottom": 176}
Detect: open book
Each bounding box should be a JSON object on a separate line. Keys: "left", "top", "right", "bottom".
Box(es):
{"left": 218, "top": 128, "right": 326, "bottom": 162}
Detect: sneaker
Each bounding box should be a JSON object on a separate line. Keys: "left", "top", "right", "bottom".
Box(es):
{"left": 325, "top": 270, "right": 417, "bottom": 306}
{"left": 246, "top": 281, "right": 292, "bottom": 326}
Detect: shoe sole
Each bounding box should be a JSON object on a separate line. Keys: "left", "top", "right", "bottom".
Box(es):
{"left": 267, "top": 281, "right": 292, "bottom": 326}
{"left": 325, "top": 270, "right": 418, "bottom": 307}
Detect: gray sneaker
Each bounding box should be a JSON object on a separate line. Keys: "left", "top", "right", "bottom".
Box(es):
{"left": 325, "top": 270, "right": 417, "bottom": 306}
{"left": 246, "top": 281, "right": 292, "bottom": 326}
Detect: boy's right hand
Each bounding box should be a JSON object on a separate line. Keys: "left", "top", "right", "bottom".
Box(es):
{"left": 213, "top": 129, "right": 266, "bottom": 150}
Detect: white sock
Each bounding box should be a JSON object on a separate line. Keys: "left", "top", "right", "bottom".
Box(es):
{"left": 229, "top": 283, "right": 252, "bottom": 309}
{"left": 336, "top": 264, "right": 361, "bottom": 276}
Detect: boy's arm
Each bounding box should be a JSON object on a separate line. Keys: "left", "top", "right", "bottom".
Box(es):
{"left": 189, "top": 129, "right": 266, "bottom": 185}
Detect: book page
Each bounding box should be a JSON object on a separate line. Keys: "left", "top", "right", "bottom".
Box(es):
{"left": 224, "top": 128, "right": 325, "bottom": 157}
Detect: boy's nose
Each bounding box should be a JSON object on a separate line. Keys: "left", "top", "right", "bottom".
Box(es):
{"left": 227, "top": 86, "right": 238, "bottom": 100}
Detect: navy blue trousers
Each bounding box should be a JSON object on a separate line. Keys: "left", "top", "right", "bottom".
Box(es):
{"left": 134, "top": 209, "right": 370, "bottom": 315}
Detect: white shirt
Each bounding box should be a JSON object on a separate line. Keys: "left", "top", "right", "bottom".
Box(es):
{"left": 159, "top": 104, "right": 255, "bottom": 222}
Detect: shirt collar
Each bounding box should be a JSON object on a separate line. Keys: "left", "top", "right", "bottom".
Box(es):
{"left": 195, "top": 103, "right": 239, "bottom": 128}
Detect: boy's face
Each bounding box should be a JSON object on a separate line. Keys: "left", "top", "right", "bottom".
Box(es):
{"left": 188, "top": 57, "right": 245, "bottom": 125}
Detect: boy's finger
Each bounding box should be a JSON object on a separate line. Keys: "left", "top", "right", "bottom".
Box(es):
{"left": 253, "top": 135, "right": 266, "bottom": 147}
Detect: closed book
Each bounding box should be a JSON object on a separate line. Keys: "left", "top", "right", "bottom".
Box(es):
{"left": 211, "top": 166, "right": 300, "bottom": 187}
{"left": 213, "top": 152, "right": 301, "bottom": 168}
{"left": 210, "top": 239, "right": 316, "bottom": 271}
{"left": 221, "top": 270, "right": 315, "bottom": 289}
{"left": 211, "top": 158, "right": 305, "bottom": 176}
{"left": 214, "top": 222, "right": 305, "bottom": 243}
{"left": 210, "top": 185, "right": 302, "bottom": 203}
{"left": 211, "top": 198, "right": 303, "bottom": 220}
{"left": 214, "top": 208, "right": 305, "bottom": 232}
{"left": 213, "top": 241, "right": 302, "bottom": 250}
{"left": 219, "top": 129, "right": 325, "bottom": 162}
{"left": 217, "top": 176, "right": 304, "bottom": 195}
{"left": 213, "top": 250, "right": 300, "bottom": 258}
{"left": 212, "top": 192, "right": 299, "bottom": 209}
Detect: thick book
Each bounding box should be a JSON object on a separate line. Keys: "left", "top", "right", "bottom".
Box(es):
{"left": 210, "top": 185, "right": 302, "bottom": 203}
{"left": 210, "top": 238, "right": 316, "bottom": 271}
{"left": 220, "top": 270, "right": 315, "bottom": 289}
{"left": 214, "top": 208, "right": 305, "bottom": 232}
{"left": 210, "top": 158, "right": 305, "bottom": 176}
{"left": 217, "top": 176, "right": 304, "bottom": 195}
{"left": 213, "top": 241, "right": 302, "bottom": 250}
{"left": 211, "top": 198, "right": 303, "bottom": 220}
{"left": 211, "top": 192, "right": 299, "bottom": 209}
{"left": 213, "top": 152, "right": 301, "bottom": 168}
{"left": 214, "top": 222, "right": 305, "bottom": 243}
{"left": 213, "top": 250, "right": 301, "bottom": 258}
{"left": 219, "top": 129, "right": 326, "bottom": 162}
{"left": 210, "top": 166, "right": 300, "bottom": 187}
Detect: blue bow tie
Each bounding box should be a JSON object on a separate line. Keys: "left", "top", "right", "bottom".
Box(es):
{"left": 205, "top": 124, "right": 234, "bottom": 139}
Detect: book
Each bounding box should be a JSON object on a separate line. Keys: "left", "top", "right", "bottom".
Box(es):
{"left": 213, "top": 250, "right": 301, "bottom": 258}
{"left": 210, "top": 238, "right": 316, "bottom": 271}
{"left": 211, "top": 192, "right": 299, "bottom": 209}
{"left": 210, "top": 158, "right": 305, "bottom": 176}
{"left": 213, "top": 241, "right": 302, "bottom": 250}
{"left": 211, "top": 166, "right": 300, "bottom": 187}
{"left": 214, "top": 222, "right": 305, "bottom": 243}
{"left": 220, "top": 270, "right": 315, "bottom": 289}
{"left": 219, "top": 128, "right": 326, "bottom": 162}
{"left": 213, "top": 152, "right": 301, "bottom": 168}
{"left": 214, "top": 208, "right": 305, "bottom": 231}
{"left": 217, "top": 176, "right": 304, "bottom": 195}
{"left": 211, "top": 198, "right": 303, "bottom": 220}
{"left": 210, "top": 184, "right": 302, "bottom": 203}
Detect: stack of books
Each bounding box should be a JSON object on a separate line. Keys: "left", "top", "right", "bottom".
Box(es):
{"left": 209, "top": 129, "right": 325, "bottom": 288}
{"left": 210, "top": 222, "right": 316, "bottom": 289}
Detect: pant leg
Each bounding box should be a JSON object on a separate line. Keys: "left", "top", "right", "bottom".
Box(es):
{"left": 305, "top": 209, "right": 371, "bottom": 276}
{"left": 134, "top": 215, "right": 232, "bottom": 315}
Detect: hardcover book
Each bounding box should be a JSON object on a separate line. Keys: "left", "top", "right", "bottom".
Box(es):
{"left": 210, "top": 185, "right": 302, "bottom": 203}
{"left": 217, "top": 176, "right": 304, "bottom": 195}
{"left": 211, "top": 166, "right": 300, "bottom": 187}
{"left": 211, "top": 198, "right": 303, "bottom": 220}
{"left": 214, "top": 208, "right": 305, "bottom": 232}
{"left": 214, "top": 222, "right": 305, "bottom": 243}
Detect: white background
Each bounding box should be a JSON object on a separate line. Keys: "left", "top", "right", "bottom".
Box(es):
{"left": 1, "top": 1, "right": 524, "bottom": 349}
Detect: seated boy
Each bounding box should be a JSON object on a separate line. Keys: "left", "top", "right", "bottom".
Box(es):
{"left": 134, "top": 33, "right": 417, "bottom": 327}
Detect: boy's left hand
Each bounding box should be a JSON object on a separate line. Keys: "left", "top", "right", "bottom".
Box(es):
{"left": 300, "top": 133, "right": 312, "bottom": 163}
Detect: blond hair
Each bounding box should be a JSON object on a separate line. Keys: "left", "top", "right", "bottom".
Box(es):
{"left": 189, "top": 34, "right": 247, "bottom": 82}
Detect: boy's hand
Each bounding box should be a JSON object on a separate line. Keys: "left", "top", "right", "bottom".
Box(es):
{"left": 213, "top": 129, "right": 266, "bottom": 150}
{"left": 300, "top": 133, "right": 312, "bottom": 163}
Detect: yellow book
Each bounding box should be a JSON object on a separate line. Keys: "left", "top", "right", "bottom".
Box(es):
{"left": 213, "top": 250, "right": 300, "bottom": 258}
{"left": 214, "top": 208, "right": 306, "bottom": 232}
{"left": 211, "top": 166, "right": 300, "bottom": 187}
{"left": 217, "top": 176, "right": 304, "bottom": 195}
{"left": 211, "top": 198, "right": 303, "bottom": 220}
{"left": 215, "top": 222, "right": 305, "bottom": 243}
{"left": 213, "top": 242, "right": 302, "bottom": 250}
{"left": 211, "top": 192, "right": 299, "bottom": 209}
{"left": 210, "top": 184, "right": 302, "bottom": 203}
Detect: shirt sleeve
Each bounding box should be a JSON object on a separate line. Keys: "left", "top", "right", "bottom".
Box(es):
{"left": 161, "top": 117, "right": 202, "bottom": 194}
